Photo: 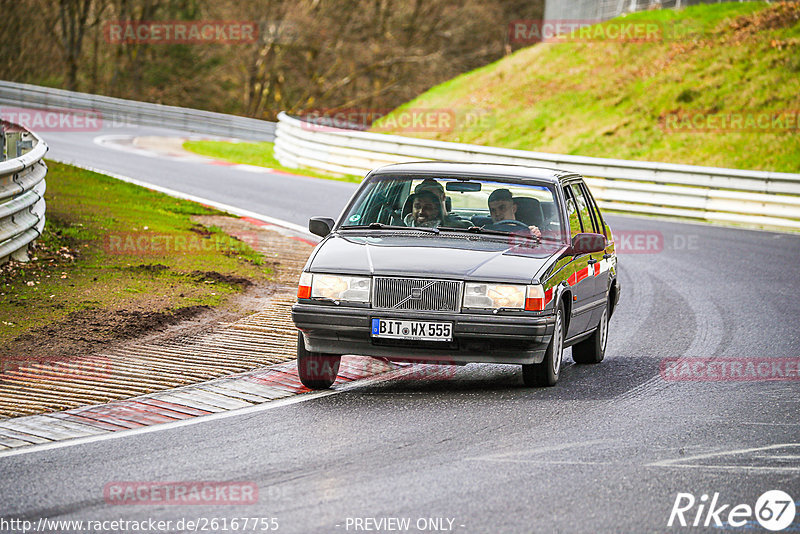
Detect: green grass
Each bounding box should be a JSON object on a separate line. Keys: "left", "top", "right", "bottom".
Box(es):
{"left": 183, "top": 140, "right": 364, "bottom": 183}
{"left": 372, "top": 2, "right": 800, "bottom": 173}
{"left": 0, "top": 161, "right": 272, "bottom": 348}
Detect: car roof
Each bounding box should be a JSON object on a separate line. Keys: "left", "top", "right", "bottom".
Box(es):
{"left": 368, "top": 161, "right": 580, "bottom": 184}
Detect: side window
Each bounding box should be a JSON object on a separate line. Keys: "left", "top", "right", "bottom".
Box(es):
{"left": 570, "top": 184, "right": 598, "bottom": 234}
{"left": 580, "top": 182, "right": 606, "bottom": 238}
{"left": 562, "top": 186, "right": 583, "bottom": 237}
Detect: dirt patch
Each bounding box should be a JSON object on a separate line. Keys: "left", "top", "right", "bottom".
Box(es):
{"left": 1, "top": 215, "right": 311, "bottom": 374}
{"left": 2, "top": 305, "right": 209, "bottom": 364}
{"left": 0, "top": 214, "right": 316, "bottom": 417}
{"left": 191, "top": 270, "right": 253, "bottom": 288}
{"left": 189, "top": 224, "right": 214, "bottom": 236}
{"left": 123, "top": 263, "right": 170, "bottom": 274}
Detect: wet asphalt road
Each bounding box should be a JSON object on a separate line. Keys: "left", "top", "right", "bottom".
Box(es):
{"left": 0, "top": 119, "right": 798, "bottom": 533}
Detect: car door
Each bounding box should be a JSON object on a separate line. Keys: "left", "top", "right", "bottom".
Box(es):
{"left": 562, "top": 183, "right": 592, "bottom": 337}
{"left": 571, "top": 181, "right": 609, "bottom": 327}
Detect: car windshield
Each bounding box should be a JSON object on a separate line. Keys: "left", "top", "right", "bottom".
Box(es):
{"left": 339, "top": 175, "right": 565, "bottom": 242}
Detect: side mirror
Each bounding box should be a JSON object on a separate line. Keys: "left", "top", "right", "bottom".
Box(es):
{"left": 309, "top": 217, "right": 335, "bottom": 238}
{"left": 571, "top": 233, "right": 605, "bottom": 255}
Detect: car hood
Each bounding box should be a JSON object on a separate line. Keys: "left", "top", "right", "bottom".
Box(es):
{"left": 308, "top": 233, "right": 562, "bottom": 283}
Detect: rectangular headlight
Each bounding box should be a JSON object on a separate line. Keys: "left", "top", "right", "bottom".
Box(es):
{"left": 311, "top": 274, "right": 371, "bottom": 303}
{"left": 463, "top": 283, "right": 526, "bottom": 310}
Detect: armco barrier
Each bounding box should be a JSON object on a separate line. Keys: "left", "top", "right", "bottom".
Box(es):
{"left": 0, "top": 81, "right": 275, "bottom": 141}
{"left": 0, "top": 123, "right": 47, "bottom": 264}
{"left": 274, "top": 112, "right": 800, "bottom": 231}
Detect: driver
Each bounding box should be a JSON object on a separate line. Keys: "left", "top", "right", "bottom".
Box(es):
{"left": 487, "top": 189, "right": 542, "bottom": 239}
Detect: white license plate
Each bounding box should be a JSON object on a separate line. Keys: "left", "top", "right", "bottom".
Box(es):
{"left": 371, "top": 319, "right": 453, "bottom": 342}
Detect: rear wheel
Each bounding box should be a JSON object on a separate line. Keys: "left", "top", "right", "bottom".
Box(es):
{"left": 297, "top": 333, "right": 341, "bottom": 389}
{"left": 572, "top": 302, "right": 608, "bottom": 364}
{"left": 522, "top": 302, "right": 564, "bottom": 387}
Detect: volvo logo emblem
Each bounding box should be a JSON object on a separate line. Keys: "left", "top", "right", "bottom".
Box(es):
{"left": 392, "top": 281, "right": 436, "bottom": 309}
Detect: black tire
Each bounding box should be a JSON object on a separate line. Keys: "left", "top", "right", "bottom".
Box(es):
{"left": 572, "top": 301, "right": 609, "bottom": 364}
{"left": 522, "top": 301, "right": 564, "bottom": 387}
{"left": 297, "top": 333, "right": 341, "bottom": 389}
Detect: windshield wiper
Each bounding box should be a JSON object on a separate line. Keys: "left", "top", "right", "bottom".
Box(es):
{"left": 438, "top": 226, "right": 538, "bottom": 239}
{"left": 340, "top": 223, "right": 440, "bottom": 234}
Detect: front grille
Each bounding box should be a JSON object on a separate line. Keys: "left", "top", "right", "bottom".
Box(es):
{"left": 373, "top": 277, "right": 461, "bottom": 312}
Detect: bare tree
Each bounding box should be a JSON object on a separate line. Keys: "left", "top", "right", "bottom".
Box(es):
{"left": 56, "top": 0, "right": 107, "bottom": 91}
{"left": 2, "top": 0, "right": 545, "bottom": 118}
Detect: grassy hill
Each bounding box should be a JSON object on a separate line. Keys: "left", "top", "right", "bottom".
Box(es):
{"left": 373, "top": 2, "right": 800, "bottom": 173}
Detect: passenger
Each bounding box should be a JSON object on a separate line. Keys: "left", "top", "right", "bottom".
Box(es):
{"left": 404, "top": 179, "right": 470, "bottom": 228}
{"left": 404, "top": 190, "right": 443, "bottom": 228}
{"left": 487, "top": 188, "right": 542, "bottom": 239}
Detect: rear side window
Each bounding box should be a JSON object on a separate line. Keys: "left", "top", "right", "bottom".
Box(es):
{"left": 570, "top": 184, "right": 598, "bottom": 234}
{"left": 580, "top": 182, "right": 607, "bottom": 238}
{"left": 562, "top": 186, "right": 583, "bottom": 237}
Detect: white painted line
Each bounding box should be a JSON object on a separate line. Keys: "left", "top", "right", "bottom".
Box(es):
{"left": 646, "top": 443, "right": 800, "bottom": 470}
{"left": 470, "top": 458, "right": 616, "bottom": 466}
{"left": 736, "top": 421, "right": 800, "bottom": 426}
{"left": 93, "top": 134, "right": 202, "bottom": 162}
{"left": 649, "top": 464, "right": 800, "bottom": 473}
{"left": 47, "top": 159, "right": 316, "bottom": 238}
{"left": 0, "top": 364, "right": 419, "bottom": 459}
{"left": 648, "top": 443, "right": 800, "bottom": 465}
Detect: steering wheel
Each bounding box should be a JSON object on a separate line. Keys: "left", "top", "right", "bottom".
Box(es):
{"left": 486, "top": 219, "right": 531, "bottom": 232}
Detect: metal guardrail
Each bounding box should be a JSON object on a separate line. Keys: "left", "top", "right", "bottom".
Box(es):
{"left": 274, "top": 112, "right": 800, "bottom": 231}
{"left": 0, "top": 123, "right": 47, "bottom": 264}
{"left": 0, "top": 81, "right": 276, "bottom": 142}
{"left": 543, "top": 0, "right": 744, "bottom": 27}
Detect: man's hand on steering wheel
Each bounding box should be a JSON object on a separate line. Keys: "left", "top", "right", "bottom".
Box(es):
{"left": 486, "top": 219, "right": 542, "bottom": 243}
{"left": 486, "top": 219, "right": 529, "bottom": 231}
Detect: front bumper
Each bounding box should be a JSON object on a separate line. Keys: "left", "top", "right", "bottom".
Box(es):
{"left": 292, "top": 302, "right": 555, "bottom": 365}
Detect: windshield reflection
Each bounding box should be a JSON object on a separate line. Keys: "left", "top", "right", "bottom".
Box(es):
{"left": 340, "top": 175, "right": 567, "bottom": 247}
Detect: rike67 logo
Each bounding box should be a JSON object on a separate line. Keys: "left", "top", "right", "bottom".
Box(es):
{"left": 668, "top": 490, "right": 796, "bottom": 531}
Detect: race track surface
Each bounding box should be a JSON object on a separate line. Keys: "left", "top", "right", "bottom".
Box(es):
{"left": 2, "top": 118, "right": 798, "bottom": 533}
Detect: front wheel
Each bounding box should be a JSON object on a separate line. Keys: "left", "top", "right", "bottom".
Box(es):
{"left": 572, "top": 302, "right": 608, "bottom": 364}
{"left": 297, "top": 333, "right": 341, "bottom": 389}
{"left": 522, "top": 301, "right": 564, "bottom": 387}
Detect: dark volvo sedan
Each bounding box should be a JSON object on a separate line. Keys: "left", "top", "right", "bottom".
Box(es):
{"left": 292, "top": 162, "right": 619, "bottom": 388}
